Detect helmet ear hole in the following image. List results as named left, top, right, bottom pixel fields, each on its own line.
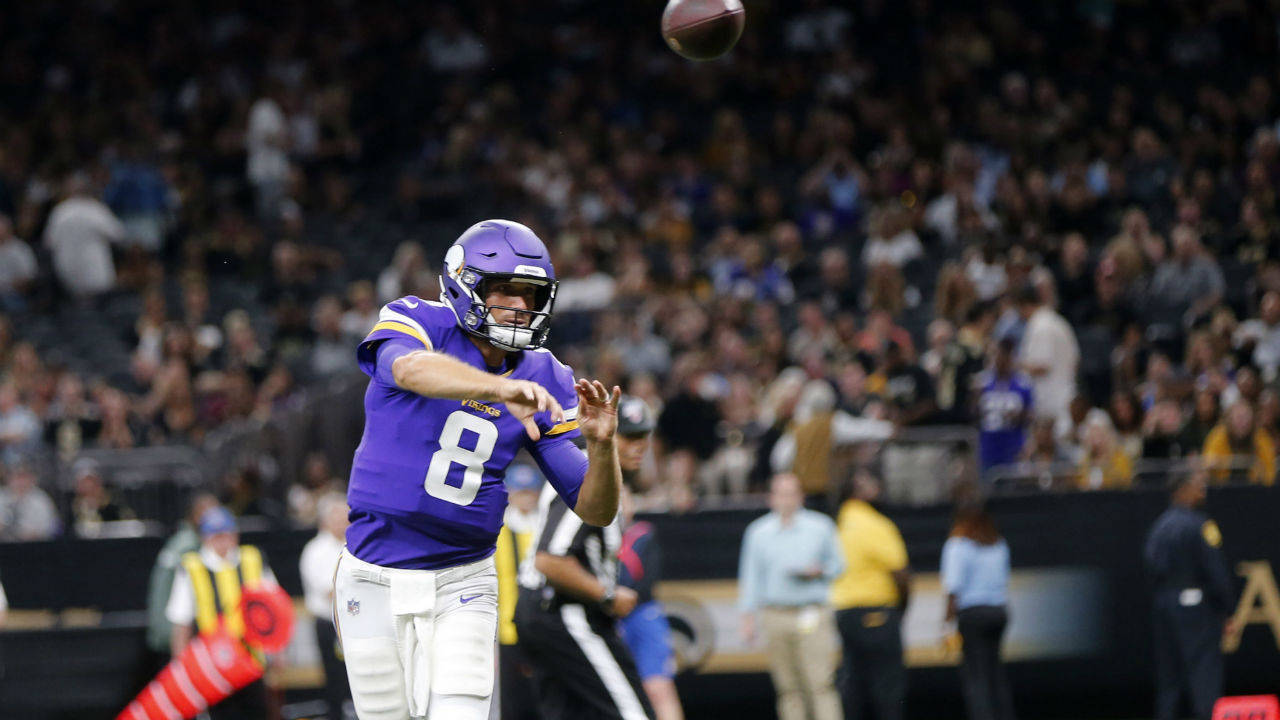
left=448, top=287, right=460, bottom=299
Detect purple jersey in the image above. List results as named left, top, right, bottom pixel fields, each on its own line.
left=346, top=296, right=585, bottom=570
left=976, top=369, right=1034, bottom=471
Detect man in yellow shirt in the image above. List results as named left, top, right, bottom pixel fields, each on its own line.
left=830, top=470, right=911, bottom=720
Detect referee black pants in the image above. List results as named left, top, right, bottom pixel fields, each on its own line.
left=514, top=592, right=655, bottom=720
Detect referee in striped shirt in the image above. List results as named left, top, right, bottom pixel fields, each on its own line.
left=515, top=471, right=656, bottom=720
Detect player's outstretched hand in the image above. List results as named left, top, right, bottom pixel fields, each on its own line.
left=500, top=379, right=564, bottom=441
left=576, top=379, right=621, bottom=444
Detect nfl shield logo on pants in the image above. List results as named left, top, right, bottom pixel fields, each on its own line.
left=347, top=598, right=360, bottom=616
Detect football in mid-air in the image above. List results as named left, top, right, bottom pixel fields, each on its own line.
left=661, top=0, right=745, bottom=62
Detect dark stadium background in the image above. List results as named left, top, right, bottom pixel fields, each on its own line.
left=0, top=1, right=1279, bottom=719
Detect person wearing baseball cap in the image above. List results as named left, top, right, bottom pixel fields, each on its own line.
left=166, top=505, right=279, bottom=719
left=616, top=395, right=656, bottom=485
left=496, top=463, right=546, bottom=720
left=614, top=396, right=685, bottom=720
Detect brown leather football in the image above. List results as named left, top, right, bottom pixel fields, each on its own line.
left=661, top=0, right=745, bottom=61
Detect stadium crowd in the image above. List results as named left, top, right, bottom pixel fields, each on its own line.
left=2, top=0, right=1280, bottom=535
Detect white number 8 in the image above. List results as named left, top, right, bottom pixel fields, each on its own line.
left=425, top=411, right=499, bottom=506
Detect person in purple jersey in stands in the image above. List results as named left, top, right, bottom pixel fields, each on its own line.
left=976, top=338, right=1034, bottom=480
left=333, top=219, right=623, bottom=720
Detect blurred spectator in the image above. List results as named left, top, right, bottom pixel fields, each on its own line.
left=976, top=339, right=1034, bottom=476
left=1148, top=226, right=1224, bottom=327
left=43, top=374, right=102, bottom=461
left=656, top=360, right=722, bottom=508
left=811, top=247, right=860, bottom=316
left=289, top=451, right=343, bottom=526
left=421, top=8, right=488, bottom=72
left=770, top=380, right=892, bottom=497
left=879, top=340, right=935, bottom=427
left=556, top=252, right=617, bottom=313
left=1108, top=392, right=1144, bottom=461
left=0, top=382, right=40, bottom=465
left=0, top=572, right=7, bottom=627
left=1052, top=233, right=1094, bottom=325
left=720, top=236, right=795, bottom=304
left=340, top=281, right=380, bottom=343
left=1179, top=388, right=1221, bottom=456
left=800, top=148, right=866, bottom=234
left=1202, top=402, right=1276, bottom=485
left=608, top=314, right=672, bottom=379
left=224, top=464, right=276, bottom=519
left=96, top=388, right=142, bottom=450
left=1076, top=410, right=1134, bottom=491
left=941, top=502, right=1015, bottom=720
left=103, top=145, right=174, bottom=253
left=856, top=309, right=916, bottom=361
left=934, top=304, right=995, bottom=425
left=222, top=310, right=270, bottom=384
left=1018, top=416, right=1077, bottom=478
left=310, top=295, right=352, bottom=379
left=180, top=279, right=222, bottom=367
left=788, top=302, right=838, bottom=364
left=830, top=470, right=910, bottom=720
left=919, top=320, right=954, bottom=380
left=1016, top=284, right=1079, bottom=427
left=376, top=241, right=434, bottom=303
left=70, top=459, right=134, bottom=537
left=863, top=206, right=923, bottom=269
left=737, top=473, right=844, bottom=720
left=1258, top=390, right=1280, bottom=449
left=1142, top=400, right=1188, bottom=460
left=43, top=173, right=126, bottom=299
left=145, top=492, right=218, bottom=655
left=935, top=262, right=980, bottom=325
left=0, top=214, right=36, bottom=312
left=925, top=180, right=998, bottom=245
left=1237, top=291, right=1280, bottom=382
left=300, top=491, right=351, bottom=720
left=246, top=81, right=291, bottom=223
left=0, top=463, right=60, bottom=541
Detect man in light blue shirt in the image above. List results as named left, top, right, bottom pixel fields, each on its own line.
left=738, top=473, right=844, bottom=720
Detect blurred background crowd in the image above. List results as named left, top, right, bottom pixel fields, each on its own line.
left=2, top=0, right=1280, bottom=539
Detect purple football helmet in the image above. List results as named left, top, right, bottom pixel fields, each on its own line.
left=439, top=219, right=558, bottom=351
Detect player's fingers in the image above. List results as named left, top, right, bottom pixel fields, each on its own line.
left=579, top=379, right=598, bottom=404
left=610, top=385, right=622, bottom=407
left=593, top=380, right=609, bottom=405
left=521, top=415, right=541, bottom=442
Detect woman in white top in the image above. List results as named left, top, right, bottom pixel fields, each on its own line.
left=941, top=503, right=1015, bottom=720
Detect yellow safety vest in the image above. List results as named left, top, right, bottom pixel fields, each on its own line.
left=496, top=526, right=532, bottom=645
left=180, top=545, right=264, bottom=640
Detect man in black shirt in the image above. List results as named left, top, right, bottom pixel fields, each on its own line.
left=882, top=340, right=936, bottom=427
left=934, top=304, right=993, bottom=425
left=515, top=476, right=656, bottom=720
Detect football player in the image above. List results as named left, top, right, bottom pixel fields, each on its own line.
left=334, top=219, right=623, bottom=720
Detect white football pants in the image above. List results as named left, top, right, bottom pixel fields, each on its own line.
left=334, top=550, right=498, bottom=720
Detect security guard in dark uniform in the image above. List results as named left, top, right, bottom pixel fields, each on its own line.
left=1144, top=471, right=1237, bottom=720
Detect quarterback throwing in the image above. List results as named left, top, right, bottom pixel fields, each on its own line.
left=334, top=219, right=623, bottom=720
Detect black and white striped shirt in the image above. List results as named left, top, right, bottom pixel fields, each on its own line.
left=518, top=484, right=622, bottom=623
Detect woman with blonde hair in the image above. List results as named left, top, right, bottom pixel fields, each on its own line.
left=1076, top=409, right=1134, bottom=490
